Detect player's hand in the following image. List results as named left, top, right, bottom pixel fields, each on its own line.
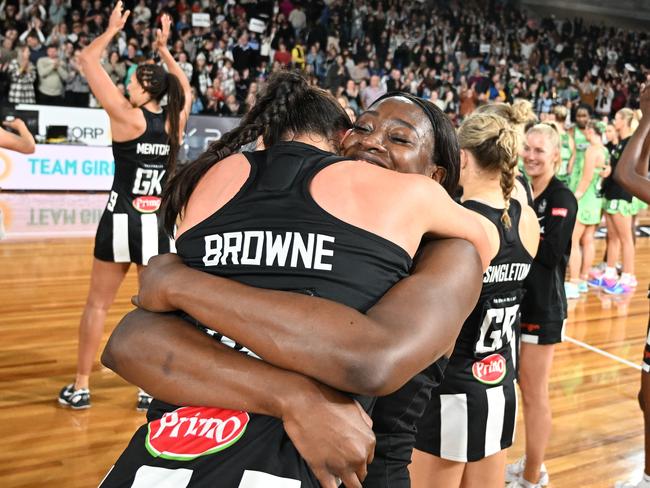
left=132, top=253, right=186, bottom=312
left=2, top=118, right=27, bottom=132
left=282, top=378, right=375, bottom=488
left=108, top=1, right=130, bottom=33
left=153, top=14, right=172, bottom=52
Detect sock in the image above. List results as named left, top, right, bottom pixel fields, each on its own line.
left=605, top=266, right=617, bottom=277
left=643, top=473, right=650, bottom=482
left=621, top=273, right=634, bottom=281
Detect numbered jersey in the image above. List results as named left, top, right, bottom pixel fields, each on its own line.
left=93, top=108, right=173, bottom=265
left=455, top=200, right=533, bottom=360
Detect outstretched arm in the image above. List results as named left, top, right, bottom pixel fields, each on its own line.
left=615, top=84, right=650, bottom=203
left=153, top=14, right=192, bottom=130
left=78, top=1, right=136, bottom=129
left=110, top=238, right=482, bottom=397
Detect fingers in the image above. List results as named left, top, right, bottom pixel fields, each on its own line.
left=312, top=469, right=339, bottom=488
left=355, top=400, right=373, bottom=429
left=339, top=472, right=362, bottom=488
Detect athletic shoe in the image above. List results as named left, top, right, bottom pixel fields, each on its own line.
left=578, top=280, right=589, bottom=293
left=505, top=456, right=549, bottom=486
left=565, top=282, right=580, bottom=299
left=137, top=389, right=152, bottom=411
left=506, top=480, right=543, bottom=488
left=615, top=477, right=650, bottom=488
left=590, top=262, right=606, bottom=277
left=589, top=274, right=617, bottom=289
left=603, top=280, right=634, bottom=295
left=58, top=383, right=90, bottom=409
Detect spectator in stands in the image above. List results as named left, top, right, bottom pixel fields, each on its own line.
left=361, top=74, right=386, bottom=109
left=36, top=43, right=67, bottom=104
left=8, top=46, right=36, bottom=104
left=65, top=48, right=90, bottom=107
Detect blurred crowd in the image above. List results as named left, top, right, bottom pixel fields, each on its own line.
left=1, top=0, right=649, bottom=124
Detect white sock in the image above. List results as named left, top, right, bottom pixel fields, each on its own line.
left=605, top=266, right=617, bottom=277
left=621, top=272, right=634, bottom=280
left=643, top=472, right=650, bottom=482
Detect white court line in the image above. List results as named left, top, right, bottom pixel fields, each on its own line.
left=564, top=335, right=642, bottom=371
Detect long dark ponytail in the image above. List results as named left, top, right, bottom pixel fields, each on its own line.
left=135, top=64, right=185, bottom=177
left=160, top=70, right=351, bottom=235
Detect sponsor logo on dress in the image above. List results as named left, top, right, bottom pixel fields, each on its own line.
left=472, top=353, right=507, bottom=385
left=145, top=406, right=250, bottom=461
left=132, top=195, right=161, bottom=213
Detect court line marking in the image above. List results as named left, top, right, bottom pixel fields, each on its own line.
left=564, top=335, right=642, bottom=371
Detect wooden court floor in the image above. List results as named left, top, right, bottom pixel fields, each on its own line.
left=0, top=193, right=649, bottom=488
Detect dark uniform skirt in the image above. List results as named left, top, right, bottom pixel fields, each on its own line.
left=414, top=349, right=518, bottom=463
left=93, top=203, right=173, bottom=266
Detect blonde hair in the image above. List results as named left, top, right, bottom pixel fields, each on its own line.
left=552, top=104, right=568, bottom=121
left=526, top=123, right=562, bottom=172
left=617, top=108, right=637, bottom=129
left=476, top=99, right=537, bottom=128
left=458, top=113, right=521, bottom=229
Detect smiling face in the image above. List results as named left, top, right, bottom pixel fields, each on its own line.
left=523, top=130, right=558, bottom=179
left=341, top=96, right=436, bottom=177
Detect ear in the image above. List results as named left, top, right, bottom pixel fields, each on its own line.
left=340, top=128, right=353, bottom=145
left=431, top=165, right=447, bottom=185
left=460, top=148, right=469, bottom=170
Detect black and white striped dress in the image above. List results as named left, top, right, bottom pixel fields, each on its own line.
left=414, top=200, right=533, bottom=462
left=94, top=107, right=174, bottom=265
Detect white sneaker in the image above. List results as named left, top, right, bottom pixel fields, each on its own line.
left=615, top=478, right=650, bottom=488
left=506, top=480, right=542, bottom=488
left=505, top=456, right=549, bottom=486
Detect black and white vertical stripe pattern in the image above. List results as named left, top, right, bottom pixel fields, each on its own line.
left=110, top=213, right=175, bottom=265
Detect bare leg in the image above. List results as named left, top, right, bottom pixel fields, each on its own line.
left=460, top=449, right=507, bottom=488
left=519, top=342, right=555, bottom=484
left=580, top=225, right=597, bottom=278
left=75, top=259, right=131, bottom=389
left=611, top=213, right=635, bottom=275
left=568, top=221, right=585, bottom=281
left=605, top=213, right=620, bottom=269
left=410, top=449, right=465, bottom=488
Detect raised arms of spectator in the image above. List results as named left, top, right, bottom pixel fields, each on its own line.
left=0, top=118, right=35, bottom=154
left=614, top=84, right=650, bottom=203
left=78, top=1, right=137, bottom=130
left=153, top=14, right=192, bottom=133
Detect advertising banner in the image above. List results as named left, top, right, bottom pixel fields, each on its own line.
left=0, top=192, right=107, bottom=239
left=16, top=104, right=111, bottom=146
left=0, top=145, right=114, bottom=191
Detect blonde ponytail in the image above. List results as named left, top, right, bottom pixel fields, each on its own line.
left=458, top=113, right=520, bottom=228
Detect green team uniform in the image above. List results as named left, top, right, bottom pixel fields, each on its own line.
left=577, top=146, right=609, bottom=225
left=569, top=127, right=589, bottom=192
left=557, top=132, right=573, bottom=186
left=632, top=196, right=648, bottom=215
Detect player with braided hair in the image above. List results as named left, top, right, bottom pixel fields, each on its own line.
left=58, top=3, right=192, bottom=411
left=410, top=112, right=540, bottom=488
left=98, top=75, right=493, bottom=487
